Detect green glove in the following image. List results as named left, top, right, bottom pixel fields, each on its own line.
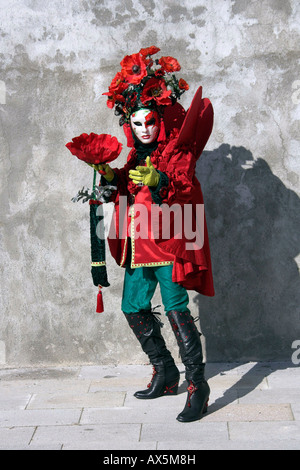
left=129, top=156, right=160, bottom=187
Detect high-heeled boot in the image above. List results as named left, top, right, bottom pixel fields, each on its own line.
left=124, top=310, right=180, bottom=399
left=167, top=310, right=210, bottom=422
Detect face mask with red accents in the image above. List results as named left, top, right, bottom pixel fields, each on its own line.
left=130, top=108, right=160, bottom=144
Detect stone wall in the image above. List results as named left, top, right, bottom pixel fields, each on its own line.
left=0, top=0, right=299, bottom=366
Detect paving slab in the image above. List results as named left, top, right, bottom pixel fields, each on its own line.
left=0, top=391, right=32, bottom=410
left=0, top=409, right=81, bottom=427
left=62, top=441, right=157, bottom=450
left=89, top=376, right=150, bottom=392
left=140, top=421, right=229, bottom=444
left=0, top=378, right=90, bottom=394
left=202, top=403, right=293, bottom=422
left=238, top=388, right=300, bottom=404
left=81, top=402, right=183, bottom=425
left=78, top=364, right=151, bottom=380
left=291, top=403, right=300, bottom=421
left=0, top=427, right=36, bottom=450
left=0, top=367, right=80, bottom=381
left=207, top=374, right=268, bottom=390
left=267, top=370, right=300, bottom=389
left=27, top=390, right=126, bottom=409
left=228, top=420, right=300, bottom=442
left=157, top=439, right=300, bottom=450
left=30, top=423, right=142, bottom=449
left=0, top=362, right=299, bottom=450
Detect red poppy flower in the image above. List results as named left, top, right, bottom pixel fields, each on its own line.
left=104, top=95, right=116, bottom=109
left=139, top=46, right=160, bottom=57
left=141, top=77, right=172, bottom=106
left=66, top=133, right=122, bottom=165
left=178, top=78, right=189, bottom=90
left=108, top=71, right=127, bottom=95
left=103, top=91, right=126, bottom=109
left=120, top=53, right=147, bottom=84
left=102, top=72, right=128, bottom=108
left=158, top=56, right=181, bottom=73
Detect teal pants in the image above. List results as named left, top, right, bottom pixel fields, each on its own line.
left=121, top=264, right=190, bottom=315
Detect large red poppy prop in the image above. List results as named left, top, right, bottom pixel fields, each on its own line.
left=66, top=133, right=122, bottom=165
left=66, top=133, right=122, bottom=314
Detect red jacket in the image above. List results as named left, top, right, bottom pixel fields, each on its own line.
left=107, top=87, right=215, bottom=296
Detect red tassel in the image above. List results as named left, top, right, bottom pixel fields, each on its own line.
left=96, top=286, right=104, bottom=313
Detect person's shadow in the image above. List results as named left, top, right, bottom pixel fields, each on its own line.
left=184, top=143, right=300, bottom=411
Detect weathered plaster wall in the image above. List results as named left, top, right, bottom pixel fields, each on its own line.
left=0, top=0, right=299, bottom=366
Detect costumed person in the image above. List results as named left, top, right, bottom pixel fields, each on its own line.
left=92, top=46, right=214, bottom=422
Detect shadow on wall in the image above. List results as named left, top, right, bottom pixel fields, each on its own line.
left=194, top=144, right=300, bottom=362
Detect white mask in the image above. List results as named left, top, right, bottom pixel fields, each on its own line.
left=130, top=108, right=160, bottom=144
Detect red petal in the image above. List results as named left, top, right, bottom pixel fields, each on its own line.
left=65, top=133, right=122, bottom=164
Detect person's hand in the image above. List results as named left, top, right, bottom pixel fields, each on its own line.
left=129, top=156, right=160, bottom=187
left=88, top=163, right=114, bottom=182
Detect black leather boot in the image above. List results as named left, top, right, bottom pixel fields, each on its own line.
left=124, top=310, right=180, bottom=399
left=167, top=310, right=210, bottom=422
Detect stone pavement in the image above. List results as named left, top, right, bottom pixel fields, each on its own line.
left=0, top=361, right=300, bottom=450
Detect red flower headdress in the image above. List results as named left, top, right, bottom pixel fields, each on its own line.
left=103, top=46, right=189, bottom=125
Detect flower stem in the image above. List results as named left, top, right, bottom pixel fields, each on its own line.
left=92, top=169, right=97, bottom=199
